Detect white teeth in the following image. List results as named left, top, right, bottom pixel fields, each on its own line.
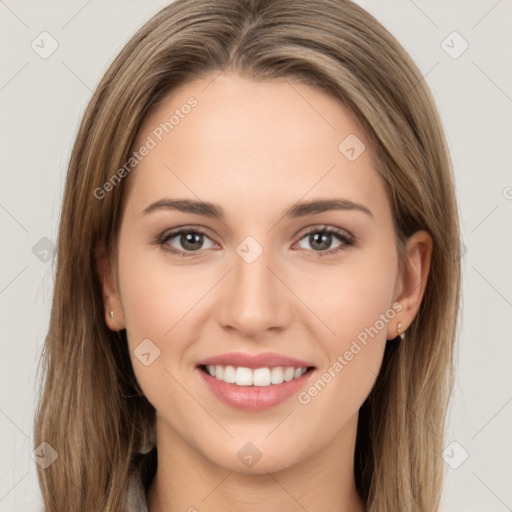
left=235, top=367, right=253, bottom=386
left=270, top=367, right=283, bottom=384
left=283, top=367, right=295, bottom=381
left=223, top=365, right=236, bottom=383
left=204, top=365, right=309, bottom=386
left=253, top=368, right=271, bottom=386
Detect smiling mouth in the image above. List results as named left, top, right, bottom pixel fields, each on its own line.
left=198, top=364, right=315, bottom=387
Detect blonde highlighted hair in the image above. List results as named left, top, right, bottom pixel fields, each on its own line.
left=34, top=0, right=461, bottom=510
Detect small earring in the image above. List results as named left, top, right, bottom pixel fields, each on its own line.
left=109, top=310, right=114, bottom=319
left=397, top=321, right=405, bottom=340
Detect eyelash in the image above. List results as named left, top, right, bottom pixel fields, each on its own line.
left=154, top=224, right=355, bottom=258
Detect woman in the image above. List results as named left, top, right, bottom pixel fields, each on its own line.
left=33, top=0, right=461, bottom=510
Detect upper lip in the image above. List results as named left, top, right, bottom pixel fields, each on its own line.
left=196, top=351, right=315, bottom=370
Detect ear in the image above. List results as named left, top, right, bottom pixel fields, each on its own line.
left=387, top=230, right=433, bottom=340
left=94, top=240, right=126, bottom=331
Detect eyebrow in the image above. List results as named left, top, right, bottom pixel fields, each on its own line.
left=142, top=197, right=373, bottom=219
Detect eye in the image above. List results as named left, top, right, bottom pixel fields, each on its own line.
left=155, top=224, right=354, bottom=258
left=157, top=227, right=217, bottom=256
left=295, top=225, right=354, bottom=256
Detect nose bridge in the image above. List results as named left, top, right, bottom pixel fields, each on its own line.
left=234, top=241, right=274, bottom=296
left=216, top=235, right=291, bottom=336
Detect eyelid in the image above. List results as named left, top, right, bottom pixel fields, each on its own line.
left=295, top=223, right=354, bottom=241
left=157, top=225, right=212, bottom=240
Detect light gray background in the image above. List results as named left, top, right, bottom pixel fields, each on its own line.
left=1, top=1, right=511, bottom=511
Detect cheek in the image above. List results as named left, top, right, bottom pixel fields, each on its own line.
left=117, top=246, right=201, bottom=417
left=301, top=247, right=397, bottom=398
left=116, top=235, right=230, bottom=395
left=306, top=248, right=398, bottom=347
left=117, top=235, right=201, bottom=341
left=292, top=265, right=395, bottom=439
left=115, top=237, right=192, bottom=382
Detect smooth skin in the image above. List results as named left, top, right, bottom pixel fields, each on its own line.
left=97, top=71, right=432, bottom=512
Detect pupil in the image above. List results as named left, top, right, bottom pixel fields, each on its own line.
left=182, top=232, right=202, bottom=250
left=311, top=232, right=331, bottom=250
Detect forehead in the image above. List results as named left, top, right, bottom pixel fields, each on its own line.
left=126, top=71, right=391, bottom=223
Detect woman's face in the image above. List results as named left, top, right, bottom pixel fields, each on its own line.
left=108, top=71, right=407, bottom=473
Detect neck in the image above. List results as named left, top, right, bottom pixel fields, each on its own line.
left=146, top=414, right=365, bottom=512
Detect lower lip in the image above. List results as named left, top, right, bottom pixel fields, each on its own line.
left=197, top=367, right=315, bottom=412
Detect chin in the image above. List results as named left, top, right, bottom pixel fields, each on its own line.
left=197, top=435, right=308, bottom=476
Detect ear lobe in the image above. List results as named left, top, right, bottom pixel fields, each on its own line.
left=388, top=230, right=433, bottom=339
left=94, top=240, right=126, bottom=330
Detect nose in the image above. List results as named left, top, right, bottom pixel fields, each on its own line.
left=216, top=245, right=293, bottom=339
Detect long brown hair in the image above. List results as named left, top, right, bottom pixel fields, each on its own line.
left=33, top=1, right=461, bottom=510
